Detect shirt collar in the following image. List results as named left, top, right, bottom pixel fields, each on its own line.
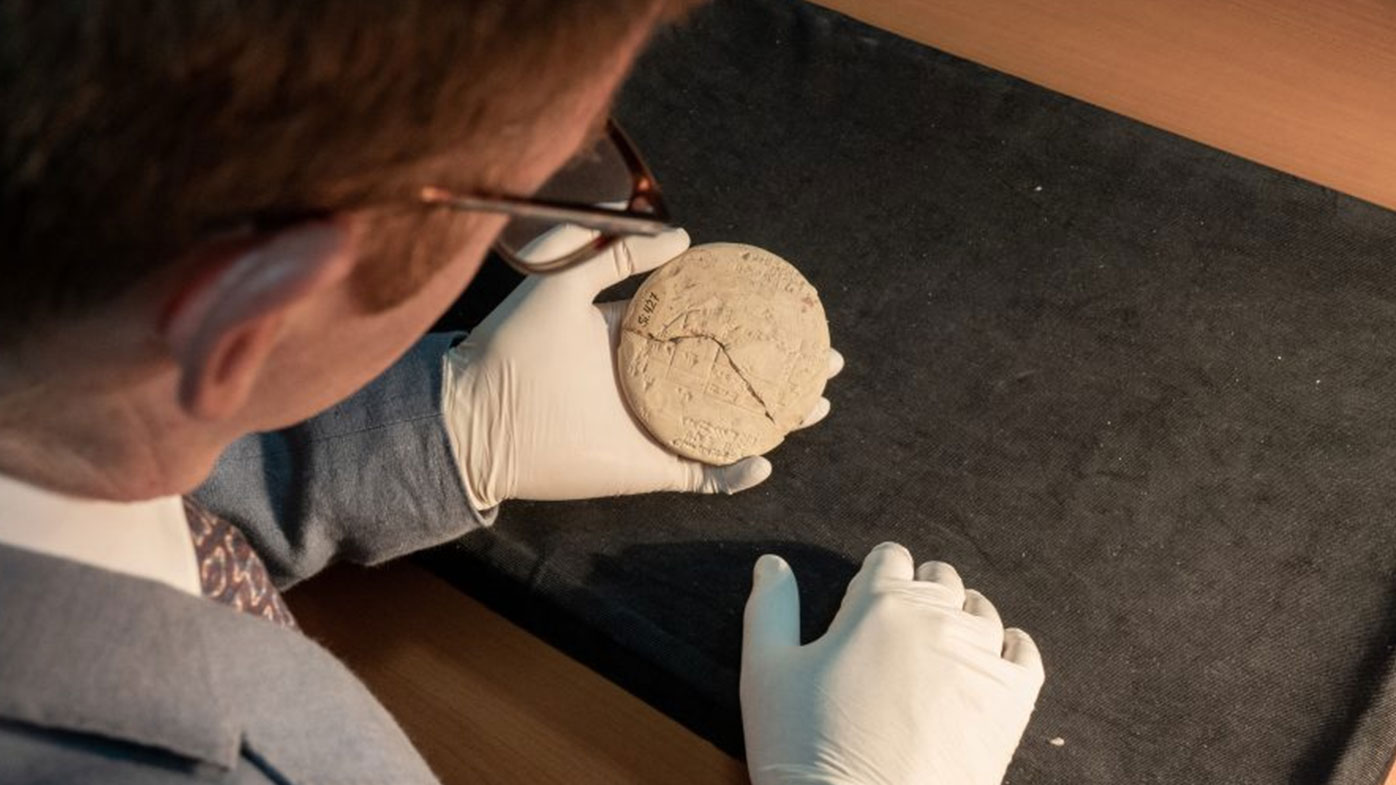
left=0, top=472, right=200, bottom=596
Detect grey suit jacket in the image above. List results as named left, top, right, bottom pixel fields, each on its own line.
left=0, top=333, right=490, bottom=783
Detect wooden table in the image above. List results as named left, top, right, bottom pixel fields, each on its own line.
left=291, top=2, right=1396, bottom=783
left=814, top=0, right=1396, bottom=214
left=288, top=563, right=748, bottom=785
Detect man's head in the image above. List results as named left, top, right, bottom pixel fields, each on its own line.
left=0, top=0, right=696, bottom=498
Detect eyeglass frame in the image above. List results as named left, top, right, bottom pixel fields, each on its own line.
left=422, top=118, right=672, bottom=275
left=232, top=119, right=673, bottom=276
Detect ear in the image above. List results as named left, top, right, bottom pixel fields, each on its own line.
left=162, top=221, right=355, bottom=421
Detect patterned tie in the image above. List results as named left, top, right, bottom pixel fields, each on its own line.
left=182, top=497, right=298, bottom=629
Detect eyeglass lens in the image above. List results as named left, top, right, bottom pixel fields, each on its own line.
left=498, top=134, right=640, bottom=267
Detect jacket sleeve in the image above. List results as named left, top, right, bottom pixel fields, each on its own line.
left=193, top=332, right=495, bottom=588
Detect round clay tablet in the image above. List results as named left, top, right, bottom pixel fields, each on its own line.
left=618, top=243, right=830, bottom=464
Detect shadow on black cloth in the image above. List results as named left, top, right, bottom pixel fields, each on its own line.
left=421, top=539, right=857, bottom=755
left=423, top=1, right=1396, bottom=782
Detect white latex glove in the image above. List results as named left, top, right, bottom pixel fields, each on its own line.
left=741, top=543, right=1045, bottom=785
left=443, top=226, right=844, bottom=509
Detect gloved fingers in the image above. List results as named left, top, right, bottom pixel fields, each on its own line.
left=859, top=542, right=917, bottom=583
left=827, top=543, right=915, bottom=632
left=784, top=351, right=842, bottom=431
left=564, top=227, right=691, bottom=297
left=513, top=224, right=599, bottom=266
left=963, top=589, right=1001, bottom=622
left=963, top=589, right=1006, bottom=652
left=915, top=560, right=967, bottom=607
left=673, top=454, right=772, bottom=494
left=1002, top=628, right=1046, bottom=684
left=743, top=554, right=802, bottom=662
left=826, top=348, right=845, bottom=379
left=792, top=397, right=831, bottom=430
left=833, top=543, right=915, bottom=622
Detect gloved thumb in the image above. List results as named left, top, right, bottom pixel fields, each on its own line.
left=566, top=227, right=691, bottom=296
left=743, top=554, right=801, bottom=663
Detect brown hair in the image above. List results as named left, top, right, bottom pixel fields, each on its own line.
left=0, top=0, right=697, bottom=335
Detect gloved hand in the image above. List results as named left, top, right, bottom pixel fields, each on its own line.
left=741, top=543, right=1045, bottom=785
left=442, top=226, right=843, bottom=509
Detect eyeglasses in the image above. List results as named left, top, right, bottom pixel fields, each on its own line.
left=230, top=119, right=672, bottom=276
left=420, top=119, right=673, bottom=275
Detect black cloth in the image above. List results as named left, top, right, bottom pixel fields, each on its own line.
left=423, top=2, right=1396, bottom=782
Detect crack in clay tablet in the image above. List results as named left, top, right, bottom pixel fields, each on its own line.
left=618, top=243, right=830, bottom=464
